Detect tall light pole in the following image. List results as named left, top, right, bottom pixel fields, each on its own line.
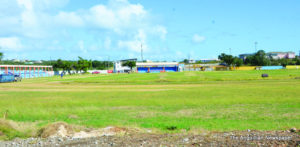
left=141, top=43, right=144, bottom=62
left=188, top=54, right=191, bottom=71
left=255, top=42, right=258, bottom=52
left=107, top=56, right=110, bottom=70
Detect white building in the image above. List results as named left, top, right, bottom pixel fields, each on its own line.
left=11, top=59, right=20, bottom=62
left=114, top=58, right=137, bottom=73
left=34, top=60, right=43, bottom=64
left=267, top=52, right=296, bottom=59
left=136, top=62, right=180, bottom=73
left=188, top=59, right=196, bottom=64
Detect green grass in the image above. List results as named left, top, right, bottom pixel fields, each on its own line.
left=60, top=69, right=300, bottom=84
left=0, top=70, right=300, bottom=138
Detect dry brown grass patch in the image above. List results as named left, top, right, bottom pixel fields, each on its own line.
left=0, top=119, right=37, bottom=134
left=38, top=122, right=75, bottom=138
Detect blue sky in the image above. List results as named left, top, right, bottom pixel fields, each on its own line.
left=0, top=0, right=299, bottom=61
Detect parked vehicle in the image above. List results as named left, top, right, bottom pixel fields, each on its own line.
left=92, top=71, right=100, bottom=74
left=14, top=75, right=22, bottom=82
left=0, top=74, right=22, bottom=83
left=0, top=74, right=15, bottom=83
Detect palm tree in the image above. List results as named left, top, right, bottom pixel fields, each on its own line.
left=0, top=52, right=3, bottom=63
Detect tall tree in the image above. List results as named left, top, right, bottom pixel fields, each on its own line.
left=53, top=59, right=65, bottom=71
left=0, top=52, right=3, bottom=62
left=78, top=57, right=92, bottom=73
left=245, top=50, right=271, bottom=66
left=122, top=61, right=136, bottom=71
left=0, top=47, right=3, bottom=63
left=183, top=59, right=189, bottom=64
left=233, top=57, right=243, bottom=67
left=72, top=62, right=80, bottom=73
left=91, top=60, right=113, bottom=70
left=64, top=61, right=73, bottom=75
left=218, top=53, right=235, bottom=66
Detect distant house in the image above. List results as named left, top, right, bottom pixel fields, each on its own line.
left=34, top=60, right=43, bottom=64
left=239, top=53, right=254, bottom=61
left=11, top=59, right=20, bottom=62
left=267, top=52, right=295, bottom=59
left=114, top=58, right=137, bottom=73
left=136, top=62, right=180, bottom=73
left=188, top=59, right=196, bottom=64
left=197, top=59, right=220, bottom=63
left=25, top=62, right=34, bottom=65
left=239, top=51, right=296, bottom=60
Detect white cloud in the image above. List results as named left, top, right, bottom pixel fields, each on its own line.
left=14, top=0, right=58, bottom=38
left=0, top=0, right=167, bottom=58
left=154, top=26, right=167, bottom=40
left=87, top=5, right=117, bottom=29
left=78, top=40, right=87, bottom=53
left=118, top=29, right=148, bottom=52
left=88, top=44, right=98, bottom=51
left=116, top=3, right=147, bottom=23
left=0, top=37, right=23, bottom=51
left=17, top=0, right=33, bottom=10
left=83, top=0, right=147, bottom=31
left=17, top=0, right=69, bottom=11
left=104, top=37, right=112, bottom=49
left=118, top=40, right=141, bottom=52
left=193, top=34, right=205, bottom=43
left=55, top=12, right=84, bottom=27
left=51, top=0, right=147, bottom=32
left=176, top=51, right=183, bottom=56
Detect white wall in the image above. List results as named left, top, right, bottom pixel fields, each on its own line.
left=114, top=61, right=131, bottom=73
left=55, top=70, right=111, bottom=75
left=87, top=70, right=110, bottom=74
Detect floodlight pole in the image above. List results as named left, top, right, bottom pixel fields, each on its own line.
left=188, top=54, right=191, bottom=71
left=107, top=56, right=110, bottom=70
left=141, top=43, right=144, bottom=62
left=255, top=42, right=258, bottom=52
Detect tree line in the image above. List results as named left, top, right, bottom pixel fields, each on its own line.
left=2, top=50, right=300, bottom=71
left=0, top=52, right=3, bottom=63
left=219, top=50, right=300, bottom=67
left=181, top=59, right=220, bottom=64
left=0, top=51, right=114, bottom=74
left=52, top=57, right=114, bottom=74
left=0, top=47, right=3, bottom=63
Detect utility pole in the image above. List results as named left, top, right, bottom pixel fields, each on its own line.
left=107, top=56, right=110, bottom=70
left=141, top=43, right=144, bottom=62
left=188, top=54, right=191, bottom=71
left=255, top=42, right=258, bottom=52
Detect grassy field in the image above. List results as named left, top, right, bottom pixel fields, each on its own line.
left=0, top=70, right=300, bottom=138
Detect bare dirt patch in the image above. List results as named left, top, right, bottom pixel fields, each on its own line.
left=0, top=88, right=171, bottom=92
left=0, top=82, right=206, bottom=93
left=1, top=120, right=299, bottom=146
left=38, top=122, right=128, bottom=139
left=1, top=130, right=299, bottom=146
left=0, top=119, right=36, bottom=140
left=38, top=122, right=75, bottom=138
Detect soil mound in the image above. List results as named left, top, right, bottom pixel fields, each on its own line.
left=38, top=122, right=74, bottom=138
left=38, top=122, right=127, bottom=139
